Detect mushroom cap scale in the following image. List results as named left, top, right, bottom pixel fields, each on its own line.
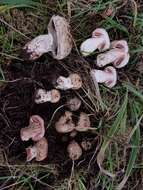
left=20, top=115, right=45, bottom=141
left=48, top=15, right=73, bottom=60
left=67, top=140, right=82, bottom=161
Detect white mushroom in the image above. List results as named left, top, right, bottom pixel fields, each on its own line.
left=23, top=15, right=73, bottom=60
left=67, top=97, right=81, bottom=111
left=96, top=40, right=130, bottom=68
left=80, top=28, right=110, bottom=56
left=67, top=140, right=82, bottom=161
left=35, top=89, right=60, bottom=104
left=90, top=66, right=117, bottom=88
left=26, top=137, right=48, bottom=161
left=56, top=73, right=82, bottom=90
left=55, top=111, right=75, bottom=133
left=20, top=115, right=45, bottom=141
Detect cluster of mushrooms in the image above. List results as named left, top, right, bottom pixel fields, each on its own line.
left=20, top=15, right=130, bottom=162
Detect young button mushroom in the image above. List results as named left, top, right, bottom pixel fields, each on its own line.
left=26, top=137, right=48, bottom=161
left=90, top=66, right=117, bottom=88
left=55, top=111, right=75, bottom=133
left=67, top=140, right=82, bottom=161
left=80, top=28, right=110, bottom=56
left=96, top=40, right=130, bottom=68
left=20, top=115, right=45, bottom=141
left=56, top=73, right=82, bottom=90
left=67, top=97, right=81, bottom=111
left=23, top=15, right=73, bottom=60
left=35, top=89, right=60, bottom=104
left=76, top=112, right=91, bottom=132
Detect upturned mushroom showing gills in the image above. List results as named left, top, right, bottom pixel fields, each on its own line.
left=67, top=97, right=81, bottom=111
left=67, top=140, right=82, bottom=161
left=96, top=40, right=130, bottom=68
left=56, top=73, right=82, bottom=90
left=20, top=115, right=45, bottom=141
left=90, top=66, right=117, bottom=88
left=55, top=111, right=75, bottom=133
left=23, top=15, right=73, bottom=60
left=80, top=28, right=110, bottom=56
left=26, top=137, right=48, bottom=161
left=35, top=89, right=61, bottom=104
left=76, top=112, right=91, bottom=132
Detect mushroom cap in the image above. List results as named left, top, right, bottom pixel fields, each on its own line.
left=55, top=111, right=75, bottom=133
left=67, top=140, right=82, bottom=160
left=35, top=89, right=47, bottom=104
left=20, top=115, right=45, bottom=141
left=76, top=112, right=91, bottom=132
left=26, top=146, right=37, bottom=162
left=104, top=66, right=117, bottom=88
left=48, top=15, right=73, bottom=60
left=67, top=97, right=81, bottom=111
left=111, top=40, right=129, bottom=53
left=69, top=74, right=82, bottom=90
left=113, top=52, right=130, bottom=68
left=92, top=28, right=110, bottom=51
left=81, top=140, right=92, bottom=151
left=50, top=89, right=61, bottom=103
left=35, top=137, right=48, bottom=161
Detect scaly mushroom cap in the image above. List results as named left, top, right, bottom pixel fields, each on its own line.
left=55, top=111, right=75, bottom=133
left=69, top=74, right=82, bottom=90
left=67, top=140, right=82, bottom=160
left=26, top=137, right=48, bottom=161
left=67, top=97, right=81, bottom=111
left=92, top=28, right=110, bottom=51
left=20, top=115, right=45, bottom=141
left=76, top=112, right=91, bottom=132
left=48, top=15, right=73, bottom=60
left=104, top=66, right=117, bottom=88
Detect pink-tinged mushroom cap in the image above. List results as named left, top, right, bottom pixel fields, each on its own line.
left=80, top=28, right=110, bottom=56
left=26, top=137, right=48, bottom=161
left=90, top=66, right=117, bottom=88
left=67, top=140, right=82, bottom=161
left=22, top=15, right=72, bottom=61
left=55, top=111, right=75, bottom=133
left=20, top=115, right=45, bottom=141
left=96, top=40, right=130, bottom=68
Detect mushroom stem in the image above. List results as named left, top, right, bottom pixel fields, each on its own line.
left=80, top=37, right=105, bottom=56
left=91, top=66, right=117, bottom=88
left=35, top=89, right=60, bottom=104
left=23, top=34, right=53, bottom=60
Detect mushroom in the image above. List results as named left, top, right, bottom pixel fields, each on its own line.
left=56, top=73, right=82, bottom=90
left=90, top=66, right=117, bottom=88
left=80, top=28, right=110, bottom=56
left=35, top=89, right=60, bottom=104
left=81, top=140, right=92, bottom=151
left=76, top=112, right=91, bottom=132
left=23, top=15, right=73, bottom=60
left=67, top=140, right=82, bottom=161
left=55, top=111, right=75, bottom=133
left=96, top=40, right=130, bottom=68
left=26, top=137, right=48, bottom=161
left=67, top=97, right=81, bottom=111
left=20, top=115, right=45, bottom=141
